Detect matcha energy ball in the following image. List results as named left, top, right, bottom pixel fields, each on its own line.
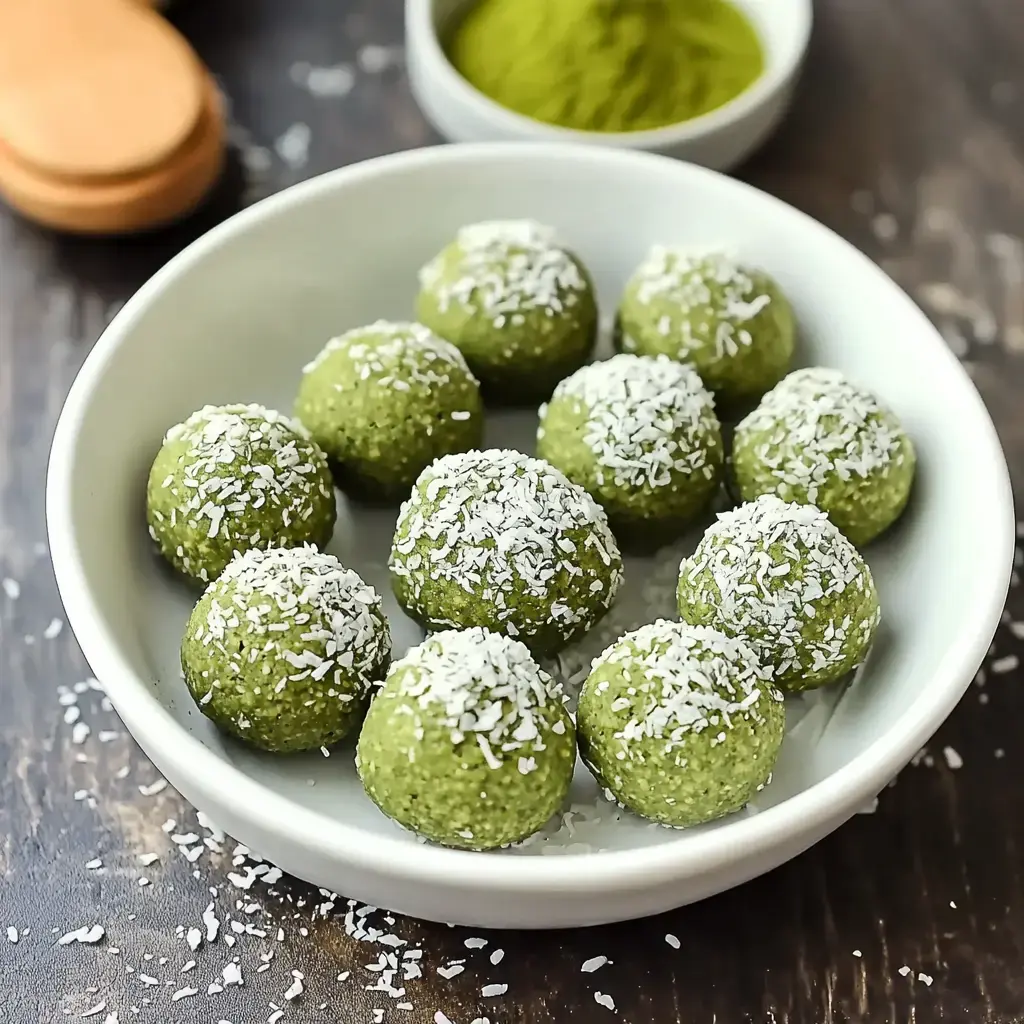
left=182, top=545, right=391, bottom=752
left=537, top=353, right=724, bottom=549
left=389, top=448, right=623, bottom=656
left=577, top=620, right=784, bottom=827
left=357, top=627, right=575, bottom=850
left=677, top=494, right=880, bottom=692
left=732, top=367, right=916, bottom=546
left=294, top=320, right=484, bottom=501
left=147, top=403, right=336, bottom=583
left=416, top=220, right=599, bottom=403
left=616, top=248, right=795, bottom=409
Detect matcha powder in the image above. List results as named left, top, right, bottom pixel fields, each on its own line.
left=447, top=0, right=764, bottom=134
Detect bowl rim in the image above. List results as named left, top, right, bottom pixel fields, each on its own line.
left=47, top=142, right=1015, bottom=895
left=405, top=0, right=814, bottom=147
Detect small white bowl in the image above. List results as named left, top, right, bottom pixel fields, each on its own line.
left=406, top=0, right=813, bottom=170
left=48, top=143, right=1012, bottom=930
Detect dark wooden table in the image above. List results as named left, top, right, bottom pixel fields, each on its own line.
left=3, top=1, right=1024, bottom=1021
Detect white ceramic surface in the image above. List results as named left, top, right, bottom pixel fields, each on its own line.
left=406, top=0, right=812, bottom=170
left=48, top=143, right=1013, bottom=930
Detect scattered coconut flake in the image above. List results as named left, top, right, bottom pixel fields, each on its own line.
left=919, top=973, right=934, bottom=986
left=898, top=966, right=911, bottom=977
left=489, top=949, right=504, bottom=965
left=6, top=927, right=19, bottom=943
left=665, top=933, right=681, bottom=949
left=2, top=577, right=20, bottom=599
left=464, top=937, right=488, bottom=950
left=43, top=617, right=63, bottom=639
left=57, top=924, right=105, bottom=946
left=85, top=858, right=103, bottom=870
left=481, top=983, right=507, bottom=997
left=171, top=987, right=198, bottom=1002
left=992, top=654, right=1019, bottom=674
left=80, top=1002, right=107, bottom=1017
left=138, top=779, right=168, bottom=797
left=943, top=746, right=963, bottom=770
left=595, top=992, right=616, bottom=1011
left=582, top=956, right=610, bottom=973
left=852, top=949, right=862, bottom=957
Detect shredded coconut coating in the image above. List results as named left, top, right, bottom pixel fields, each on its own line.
left=577, top=620, right=785, bottom=827
left=183, top=546, right=391, bottom=752
left=389, top=449, right=623, bottom=655
left=147, top=403, right=335, bottom=582
left=732, top=367, right=915, bottom=545
left=357, top=628, right=575, bottom=850
left=677, top=494, right=880, bottom=692
left=418, top=220, right=587, bottom=321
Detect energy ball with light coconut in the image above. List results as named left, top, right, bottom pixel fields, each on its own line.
left=677, top=494, right=880, bottom=692
left=732, top=367, right=916, bottom=546
left=357, top=627, right=575, bottom=850
left=536, top=353, right=724, bottom=550
left=616, top=248, right=795, bottom=409
left=389, top=449, right=623, bottom=656
left=146, top=404, right=336, bottom=584
left=294, top=320, right=484, bottom=501
left=181, top=546, right=391, bottom=753
left=577, top=620, right=785, bottom=828
left=415, top=220, right=599, bottom=403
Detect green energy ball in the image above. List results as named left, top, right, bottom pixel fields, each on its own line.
left=536, top=353, right=724, bottom=549
left=389, top=448, right=623, bottom=656
left=357, top=627, right=575, bottom=850
left=415, top=220, right=599, bottom=403
left=677, top=494, right=880, bottom=692
left=294, top=320, right=484, bottom=501
left=577, top=620, right=784, bottom=828
left=732, top=367, right=916, bottom=546
left=616, top=248, right=795, bottom=408
left=147, top=404, right=336, bottom=583
left=181, top=546, right=391, bottom=753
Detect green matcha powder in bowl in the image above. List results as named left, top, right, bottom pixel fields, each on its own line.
left=445, top=0, right=765, bottom=135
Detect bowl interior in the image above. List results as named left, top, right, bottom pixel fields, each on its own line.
left=54, top=146, right=1009, bottom=864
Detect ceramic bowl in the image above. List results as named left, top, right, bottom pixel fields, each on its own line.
left=48, top=143, right=1013, bottom=930
left=405, top=0, right=813, bottom=170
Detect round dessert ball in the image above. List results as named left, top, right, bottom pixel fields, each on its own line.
left=147, top=403, right=336, bottom=584
left=181, top=546, right=391, bottom=753
left=415, top=219, right=599, bottom=403
left=389, top=448, right=623, bottom=656
left=294, top=320, right=484, bottom=501
left=577, top=620, right=784, bottom=828
left=357, top=627, right=575, bottom=850
left=536, top=353, right=724, bottom=550
left=732, top=366, right=916, bottom=546
left=616, top=247, right=795, bottom=409
left=676, top=494, right=880, bottom=692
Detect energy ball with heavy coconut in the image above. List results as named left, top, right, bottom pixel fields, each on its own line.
left=294, top=320, right=484, bottom=501
left=389, top=448, right=623, bottom=656
left=181, top=546, right=391, bottom=753
left=147, top=404, right=336, bottom=584
left=616, top=248, right=795, bottom=409
left=357, top=627, right=575, bottom=850
left=732, top=367, right=916, bottom=546
left=577, top=620, right=784, bottom=828
left=677, top=494, right=880, bottom=692
left=415, top=220, right=599, bottom=403
left=536, top=353, right=724, bottom=550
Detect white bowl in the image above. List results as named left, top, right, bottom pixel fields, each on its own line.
left=48, top=143, right=1013, bottom=930
left=406, top=0, right=812, bottom=170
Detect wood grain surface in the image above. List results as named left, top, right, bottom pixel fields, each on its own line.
left=2, top=1, right=1024, bottom=1021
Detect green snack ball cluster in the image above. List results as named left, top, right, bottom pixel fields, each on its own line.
left=577, top=619, right=784, bottom=827
left=677, top=494, right=880, bottom=692
left=536, top=353, right=724, bottom=549
left=616, top=248, right=795, bottom=409
left=415, top=220, right=599, bottom=403
left=732, top=367, right=916, bottom=546
left=181, top=546, right=391, bottom=753
left=357, top=627, right=575, bottom=850
left=146, top=404, right=336, bottom=583
left=389, top=448, right=623, bottom=656
left=294, top=320, right=484, bottom=501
